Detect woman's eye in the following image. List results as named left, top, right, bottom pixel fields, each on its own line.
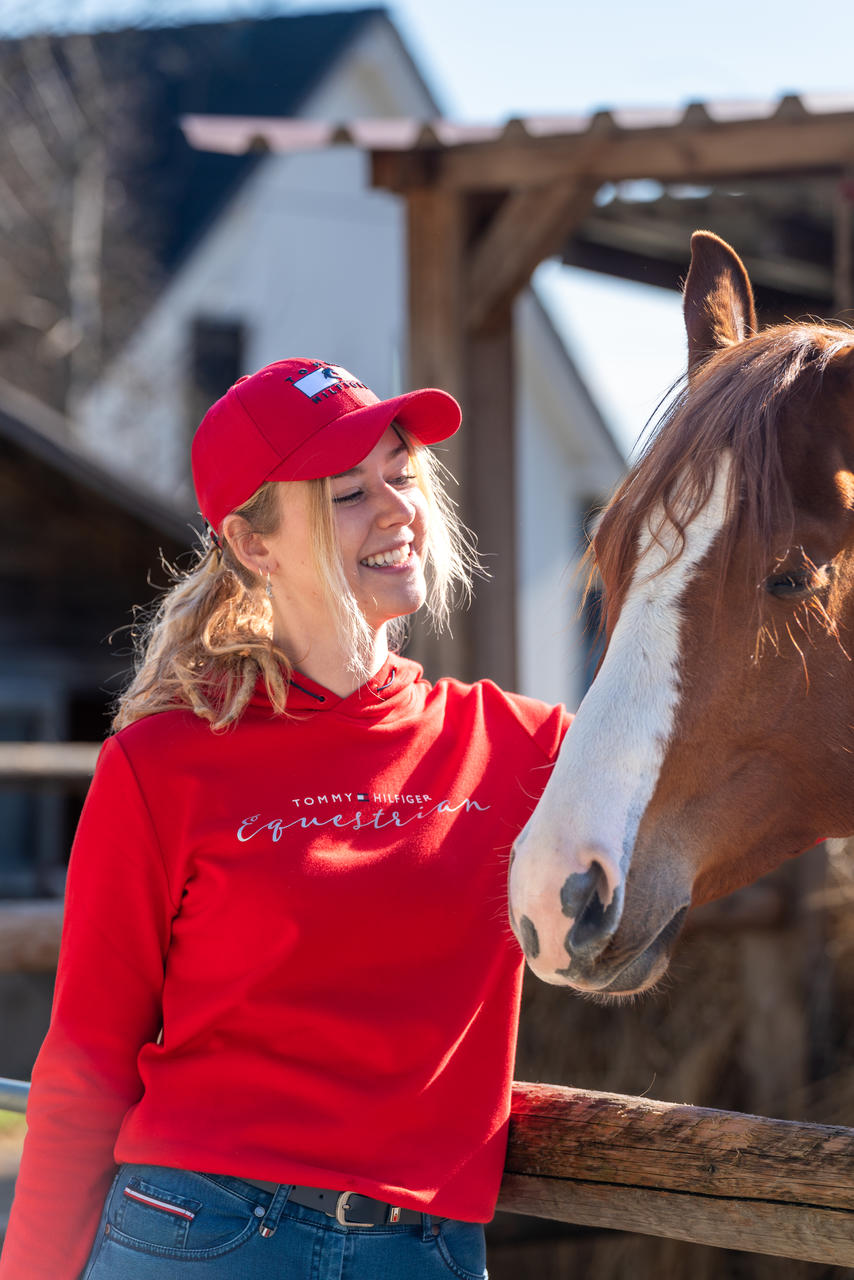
left=332, top=472, right=415, bottom=504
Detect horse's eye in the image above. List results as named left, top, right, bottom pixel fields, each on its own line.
left=763, top=562, right=835, bottom=600
left=764, top=572, right=812, bottom=599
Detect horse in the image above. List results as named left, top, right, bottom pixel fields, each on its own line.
left=508, top=230, right=854, bottom=997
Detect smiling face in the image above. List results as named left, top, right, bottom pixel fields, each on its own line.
left=328, top=427, right=429, bottom=629
left=255, top=426, right=429, bottom=658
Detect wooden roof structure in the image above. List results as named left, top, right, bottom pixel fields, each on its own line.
left=183, top=95, right=854, bottom=686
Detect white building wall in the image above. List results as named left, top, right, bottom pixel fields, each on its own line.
left=75, top=16, right=435, bottom=510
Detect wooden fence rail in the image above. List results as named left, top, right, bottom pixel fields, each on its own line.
left=0, top=743, right=99, bottom=786
left=0, top=902, right=64, bottom=972
left=499, top=1082, right=854, bottom=1267
left=2, top=1075, right=853, bottom=1265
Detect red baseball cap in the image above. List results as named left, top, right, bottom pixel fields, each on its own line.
left=192, top=357, right=461, bottom=532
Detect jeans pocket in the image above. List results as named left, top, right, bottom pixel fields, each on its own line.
left=435, top=1219, right=488, bottom=1279
left=104, top=1165, right=258, bottom=1260
left=112, top=1175, right=202, bottom=1249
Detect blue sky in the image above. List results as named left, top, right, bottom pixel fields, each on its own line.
left=5, top=0, right=853, bottom=454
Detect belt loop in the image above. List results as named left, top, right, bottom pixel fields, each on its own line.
left=422, top=1213, right=439, bottom=1243
left=257, top=1184, right=292, bottom=1238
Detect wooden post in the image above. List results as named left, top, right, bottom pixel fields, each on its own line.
left=499, top=1081, right=854, bottom=1267
left=465, top=179, right=599, bottom=331
left=405, top=189, right=517, bottom=687
left=459, top=182, right=597, bottom=688
left=401, top=170, right=602, bottom=687
left=404, top=186, right=472, bottom=681
left=465, top=321, right=516, bottom=687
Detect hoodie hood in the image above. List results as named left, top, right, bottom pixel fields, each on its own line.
left=250, top=654, right=424, bottom=720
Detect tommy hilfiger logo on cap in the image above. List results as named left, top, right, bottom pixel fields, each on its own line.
left=288, top=364, right=366, bottom=403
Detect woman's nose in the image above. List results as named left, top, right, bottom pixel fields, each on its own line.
left=376, top=486, right=416, bottom=526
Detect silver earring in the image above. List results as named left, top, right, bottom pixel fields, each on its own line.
left=265, top=571, right=273, bottom=600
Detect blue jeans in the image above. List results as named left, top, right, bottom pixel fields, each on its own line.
left=79, top=1164, right=488, bottom=1279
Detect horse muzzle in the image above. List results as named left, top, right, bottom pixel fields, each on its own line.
left=557, top=904, right=690, bottom=995
left=508, top=836, right=690, bottom=994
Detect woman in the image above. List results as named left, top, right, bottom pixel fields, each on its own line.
left=0, top=358, right=570, bottom=1280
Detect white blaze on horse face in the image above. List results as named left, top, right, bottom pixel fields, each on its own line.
left=510, top=455, right=733, bottom=982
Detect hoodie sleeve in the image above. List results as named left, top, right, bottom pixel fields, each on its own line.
left=0, top=735, right=180, bottom=1280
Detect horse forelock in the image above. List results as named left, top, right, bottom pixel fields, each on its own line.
left=588, top=323, right=854, bottom=638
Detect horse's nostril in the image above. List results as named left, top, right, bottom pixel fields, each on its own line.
left=573, top=886, right=607, bottom=943
left=560, top=864, right=602, bottom=918
left=561, top=863, right=620, bottom=953
left=519, top=915, right=540, bottom=960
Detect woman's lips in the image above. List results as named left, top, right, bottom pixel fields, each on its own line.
left=360, top=544, right=414, bottom=569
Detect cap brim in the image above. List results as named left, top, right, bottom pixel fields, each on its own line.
left=268, top=388, right=461, bottom=482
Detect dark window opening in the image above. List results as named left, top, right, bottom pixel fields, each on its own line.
left=188, top=316, right=246, bottom=448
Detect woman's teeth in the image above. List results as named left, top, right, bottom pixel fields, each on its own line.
left=361, top=545, right=412, bottom=568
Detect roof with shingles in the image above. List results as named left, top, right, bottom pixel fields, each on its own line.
left=0, top=9, right=386, bottom=409
left=85, top=8, right=385, bottom=269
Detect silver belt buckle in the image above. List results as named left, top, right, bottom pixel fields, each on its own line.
left=335, top=1191, right=375, bottom=1228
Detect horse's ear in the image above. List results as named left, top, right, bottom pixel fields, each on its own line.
left=683, top=230, right=757, bottom=378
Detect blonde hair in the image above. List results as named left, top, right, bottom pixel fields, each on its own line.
left=112, top=434, right=478, bottom=732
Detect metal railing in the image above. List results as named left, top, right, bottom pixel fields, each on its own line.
left=0, top=1077, right=27, bottom=1113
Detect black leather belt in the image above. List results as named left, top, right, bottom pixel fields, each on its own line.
left=242, top=1179, right=426, bottom=1227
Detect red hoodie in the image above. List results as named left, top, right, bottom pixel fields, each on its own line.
left=1, top=657, right=570, bottom=1279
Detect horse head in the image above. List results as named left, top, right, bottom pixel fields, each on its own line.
left=508, top=230, right=854, bottom=996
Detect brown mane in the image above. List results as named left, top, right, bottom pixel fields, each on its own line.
left=590, top=323, right=854, bottom=633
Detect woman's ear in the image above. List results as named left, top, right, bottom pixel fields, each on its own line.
left=222, top=514, right=274, bottom=578
left=683, top=230, right=757, bottom=379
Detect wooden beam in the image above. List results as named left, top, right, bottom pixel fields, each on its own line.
left=498, top=1081, right=854, bottom=1266
left=0, top=742, right=99, bottom=785
left=371, top=147, right=435, bottom=195
left=466, top=180, right=598, bottom=332
left=427, top=115, right=854, bottom=192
